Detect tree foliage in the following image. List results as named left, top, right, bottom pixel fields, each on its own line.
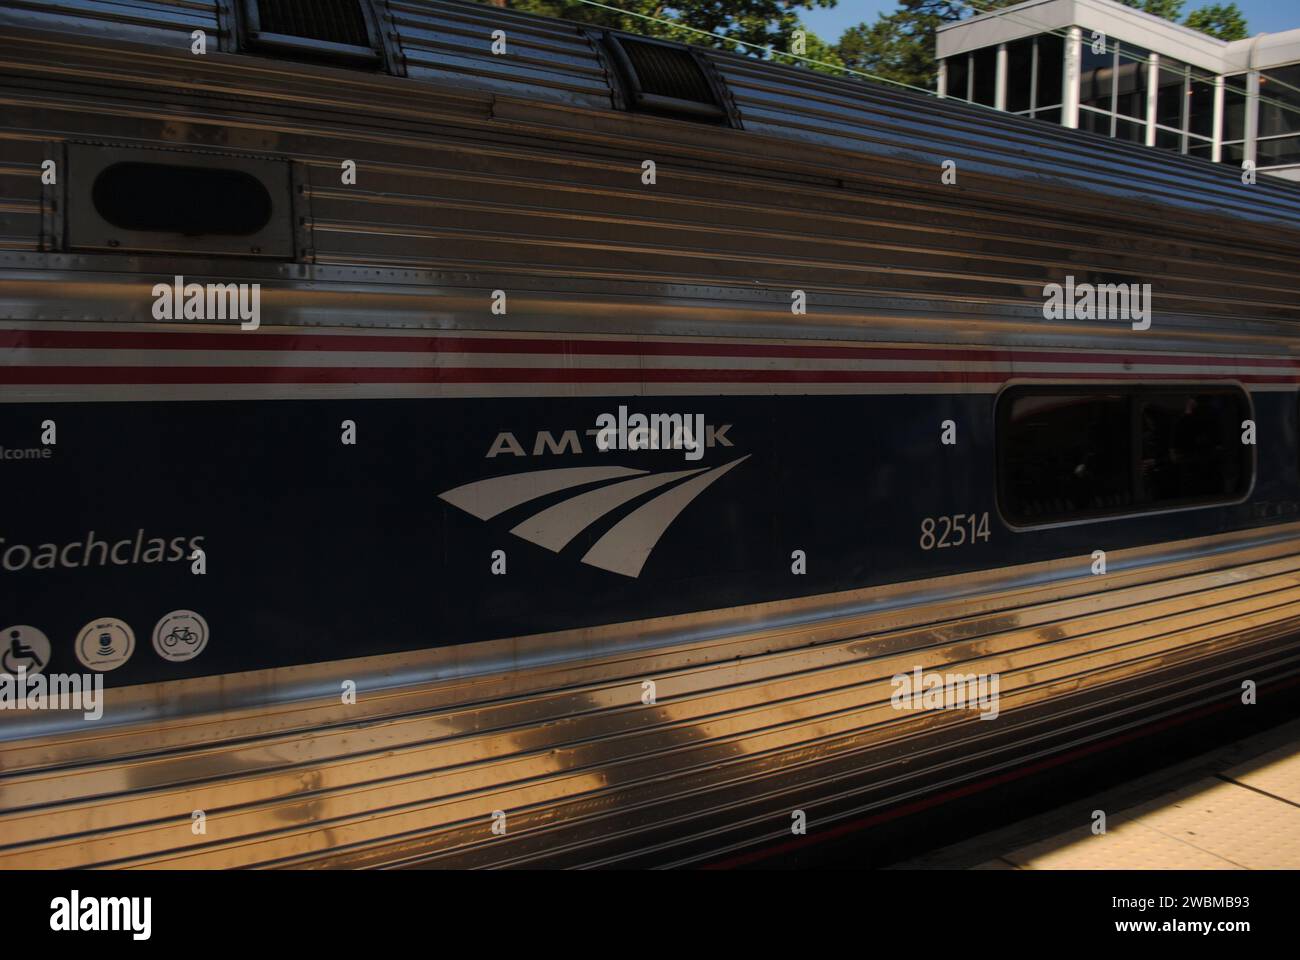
left=836, top=0, right=966, bottom=90
left=492, top=1, right=838, bottom=58
left=1183, top=3, right=1249, bottom=41
left=1116, top=0, right=1186, bottom=21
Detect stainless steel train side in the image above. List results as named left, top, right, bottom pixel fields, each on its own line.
left=2, top=0, right=1300, bottom=868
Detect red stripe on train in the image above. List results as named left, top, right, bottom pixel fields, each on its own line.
left=2, top=367, right=1297, bottom=385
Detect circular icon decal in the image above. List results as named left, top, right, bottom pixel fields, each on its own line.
left=1, top=625, right=51, bottom=676
left=152, top=610, right=208, bottom=663
left=75, top=618, right=135, bottom=672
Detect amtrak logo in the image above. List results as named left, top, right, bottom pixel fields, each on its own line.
left=439, top=458, right=749, bottom=578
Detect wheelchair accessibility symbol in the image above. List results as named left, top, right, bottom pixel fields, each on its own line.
left=1, top=625, right=51, bottom=676
left=152, top=610, right=208, bottom=663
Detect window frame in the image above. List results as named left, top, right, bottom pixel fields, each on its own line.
left=63, top=143, right=297, bottom=259
left=994, top=380, right=1256, bottom=531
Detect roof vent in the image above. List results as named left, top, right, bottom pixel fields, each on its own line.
left=242, top=0, right=381, bottom=66
left=605, top=35, right=728, bottom=123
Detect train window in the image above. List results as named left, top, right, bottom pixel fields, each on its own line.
left=65, top=144, right=295, bottom=259
left=605, top=34, right=730, bottom=123
left=93, top=164, right=272, bottom=236
left=998, top=386, right=1251, bottom=525
left=241, top=0, right=382, bottom=67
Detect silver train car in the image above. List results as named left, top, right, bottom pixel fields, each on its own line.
left=3, top=0, right=1300, bottom=869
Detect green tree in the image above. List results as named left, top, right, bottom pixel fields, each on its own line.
left=1115, top=0, right=1249, bottom=40
left=1116, top=0, right=1186, bottom=20
left=835, top=0, right=977, bottom=91
left=489, top=1, right=836, bottom=53
left=790, top=26, right=846, bottom=73
left=1184, top=3, right=1249, bottom=41
left=482, top=1, right=843, bottom=74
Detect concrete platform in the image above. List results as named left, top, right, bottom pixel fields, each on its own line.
left=897, top=716, right=1300, bottom=870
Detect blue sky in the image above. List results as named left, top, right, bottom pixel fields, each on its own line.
left=799, top=1, right=1299, bottom=42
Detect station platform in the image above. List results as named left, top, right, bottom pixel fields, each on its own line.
left=898, top=716, right=1300, bottom=870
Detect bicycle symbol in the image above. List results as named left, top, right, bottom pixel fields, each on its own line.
left=153, top=611, right=208, bottom=663
left=162, top=626, right=200, bottom=648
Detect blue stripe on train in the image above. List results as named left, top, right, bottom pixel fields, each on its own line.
left=0, top=392, right=1294, bottom=687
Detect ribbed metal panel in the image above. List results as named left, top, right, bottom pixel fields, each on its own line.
left=0, top=3, right=1297, bottom=329
left=0, top=0, right=221, bottom=48
left=0, top=137, right=43, bottom=251
left=708, top=52, right=1300, bottom=231
left=295, top=140, right=1300, bottom=322
left=389, top=0, right=613, bottom=108
left=2, top=531, right=1299, bottom=868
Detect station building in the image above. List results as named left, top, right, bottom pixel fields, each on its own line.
left=936, top=0, right=1300, bottom=181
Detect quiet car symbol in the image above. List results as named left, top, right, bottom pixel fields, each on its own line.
left=162, top=626, right=199, bottom=647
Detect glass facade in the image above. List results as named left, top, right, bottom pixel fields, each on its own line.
left=945, top=33, right=1064, bottom=123
left=1258, top=62, right=1300, bottom=169
left=1150, top=57, right=1214, bottom=158
left=939, top=28, right=1300, bottom=177
left=1076, top=38, right=1151, bottom=142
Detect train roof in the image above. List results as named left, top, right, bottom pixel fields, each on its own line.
left=3, top=0, right=1300, bottom=335
left=4, top=0, right=1299, bottom=230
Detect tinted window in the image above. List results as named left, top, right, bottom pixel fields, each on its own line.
left=946, top=55, right=969, bottom=101
left=1079, top=40, right=1114, bottom=110
left=1259, top=63, right=1300, bottom=138
left=1137, top=391, right=1248, bottom=503
left=1115, top=117, right=1145, bottom=143
left=998, top=387, right=1251, bottom=525
left=1188, top=73, right=1216, bottom=138
left=1223, top=75, right=1248, bottom=142
left=1114, top=43, right=1149, bottom=119
left=1078, top=108, right=1110, bottom=136
left=1155, top=127, right=1182, bottom=151
left=972, top=47, right=998, bottom=106
left=1006, top=38, right=1033, bottom=113
left=1035, top=33, right=1063, bottom=109
left=1155, top=61, right=1186, bottom=129
left=92, top=163, right=273, bottom=236
left=1258, top=135, right=1300, bottom=167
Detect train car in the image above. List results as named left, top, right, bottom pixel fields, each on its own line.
left=2, top=0, right=1300, bottom=869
